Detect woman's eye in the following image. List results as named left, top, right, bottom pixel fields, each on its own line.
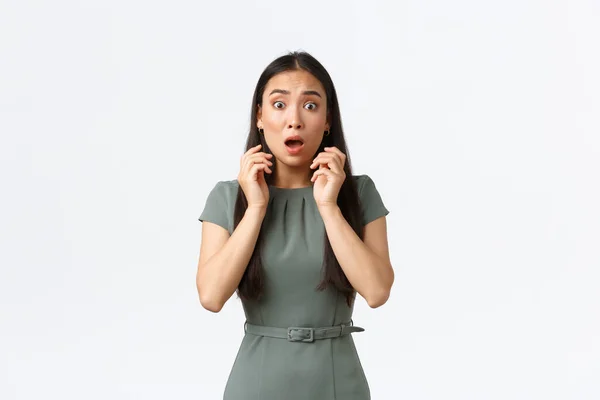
left=273, top=101, right=316, bottom=110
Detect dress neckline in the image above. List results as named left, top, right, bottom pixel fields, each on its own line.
left=268, top=184, right=313, bottom=193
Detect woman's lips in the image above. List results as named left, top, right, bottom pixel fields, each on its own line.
left=285, top=141, right=304, bottom=155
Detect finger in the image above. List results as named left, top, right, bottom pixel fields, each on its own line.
left=310, top=154, right=342, bottom=174
left=312, top=152, right=338, bottom=163
left=245, top=155, right=273, bottom=173
left=323, top=147, right=345, bottom=164
left=248, top=163, right=268, bottom=180
left=245, top=144, right=262, bottom=154
left=251, top=152, right=273, bottom=160
left=326, top=159, right=343, bottom=174
left=310, top=157, right=330, bottom=170
left=324, top=147, right=346, bottom=164
left=248, top=153, right=273, bottom=166
left=310, top=153, right=328, bottom=168
left=312, top=167, right=334, bottom=179
left=242, top=150, right=272, bottom=165
left=241, top=144, right=262, bottom=166
left=310, top=167, right=334, bottom=182
left=251, top=163, right=272, bottom=178
left=244, top=152, right=273, bottom=167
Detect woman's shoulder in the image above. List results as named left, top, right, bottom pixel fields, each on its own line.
left=351, top=174, right=376, bottom=192
left=351, top=174, right=389, bottom=224
left=351, top=174, right=370, bottom=182
left=210, top=178, right=239, bottom=197
left=214, top=178, right=239, bottom=187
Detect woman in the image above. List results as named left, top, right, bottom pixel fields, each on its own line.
left=197, top=51, right=394, bottom=400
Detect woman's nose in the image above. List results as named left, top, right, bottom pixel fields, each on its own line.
left=287, top=108, right=303, bottom=129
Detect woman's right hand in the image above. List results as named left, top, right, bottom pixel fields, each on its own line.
left=237, top=144, right=273, bottom=210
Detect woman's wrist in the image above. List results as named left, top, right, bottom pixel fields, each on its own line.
left=317, top=204, right=341, bottom=219
left=245, top=205, right=267, bottom=219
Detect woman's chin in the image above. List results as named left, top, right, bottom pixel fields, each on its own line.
left=276, top=154, right=310, bottom=167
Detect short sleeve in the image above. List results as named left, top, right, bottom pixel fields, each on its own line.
left=198, top=181, right=232, bottom=233
left=357, top=175, right=390, bottom=226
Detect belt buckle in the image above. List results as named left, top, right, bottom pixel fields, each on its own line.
left=287, top=327, right=314, bottom=343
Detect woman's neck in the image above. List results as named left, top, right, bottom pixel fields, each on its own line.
left=272, top=161, right=312, bottom=188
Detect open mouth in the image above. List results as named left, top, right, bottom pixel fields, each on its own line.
left=284, top=137, right=305, bottom=155
left=284, top=139, right=304, bottom=148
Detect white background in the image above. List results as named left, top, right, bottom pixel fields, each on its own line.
left=1, top=0, right=599, bottom=399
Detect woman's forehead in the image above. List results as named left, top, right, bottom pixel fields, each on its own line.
left=266, top=70, right=325, bottom=94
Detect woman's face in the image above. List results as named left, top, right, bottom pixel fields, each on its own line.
left=257, top=69, right=329, bottom=168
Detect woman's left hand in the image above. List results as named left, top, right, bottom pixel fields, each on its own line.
left=310, top=146, right=347, bottom=209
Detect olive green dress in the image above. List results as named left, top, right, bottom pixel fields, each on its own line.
left=198, top=174, right=389, bottom=400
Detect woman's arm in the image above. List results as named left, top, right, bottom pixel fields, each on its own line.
left=319, top=205, right=394, bottom=308
left=196, top=207, right=266, bottom=313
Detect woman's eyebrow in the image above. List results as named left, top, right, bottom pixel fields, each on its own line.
left=268, top=89, right=322, bottom=98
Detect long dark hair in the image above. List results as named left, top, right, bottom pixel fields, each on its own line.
left=234, top=51, right=364, bottom=307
